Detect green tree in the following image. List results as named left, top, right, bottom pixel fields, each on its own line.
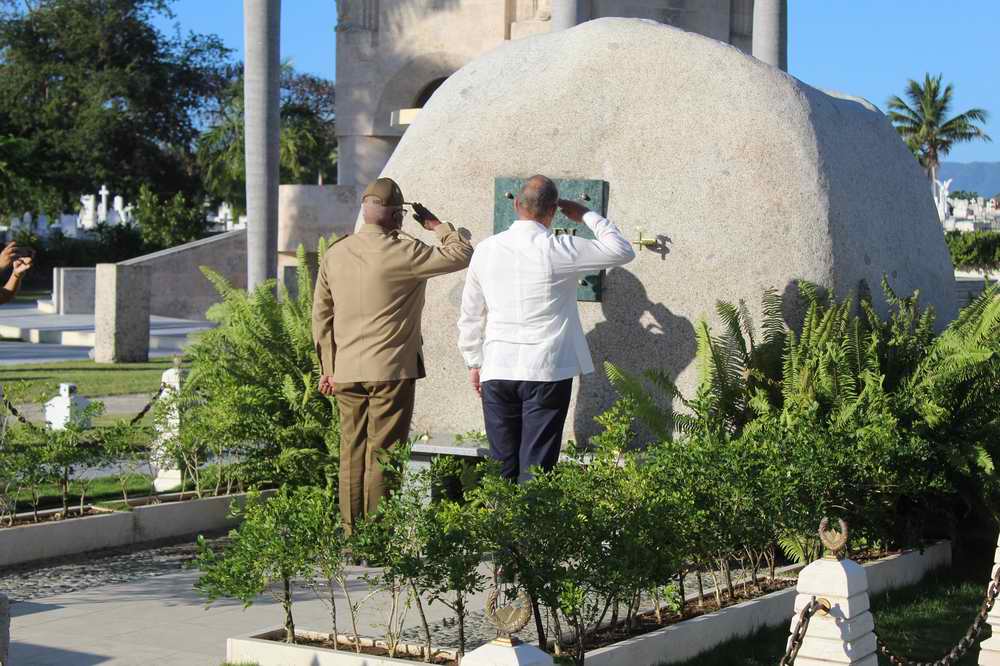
left=134, top=184, right=208, bottom=249
left=196, top=63, right=337, bottom=213
left=887, top=74, right=991, bottom=182
left=194, top=487, right=324, bottom=643
left=0, top=0, right=231, bottom=216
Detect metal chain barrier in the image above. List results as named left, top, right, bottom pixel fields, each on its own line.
left=779, top=597, right=830, bottom=666
left=0, top=382, right=168, bottom=434
left=1, top=391, right=45, bottom=433
left=875, top=562, right=1000, bottom=666
left=129, top=383, right=167, bottom=425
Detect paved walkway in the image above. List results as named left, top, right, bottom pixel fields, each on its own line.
left=0, top=303, right=211, bottom=365
left=4, top=538, right=497, bottom=666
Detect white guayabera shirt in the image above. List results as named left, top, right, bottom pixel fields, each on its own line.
left=457, top=212, right=636, bottom=383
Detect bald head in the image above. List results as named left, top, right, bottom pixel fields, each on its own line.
left=515, top=175, right=559, bottom=224
left=363, top=197, right=403, bottom=230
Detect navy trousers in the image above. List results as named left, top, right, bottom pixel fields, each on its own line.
left=481, top=378, right=573, bottom=482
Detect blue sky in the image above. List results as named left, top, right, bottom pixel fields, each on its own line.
left=156, top=1, right=999, bottom=163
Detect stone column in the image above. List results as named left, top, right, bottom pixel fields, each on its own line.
left=550, top=0, right=590, bottom=31
left=978, top=530, right=1000, bottom=664
left=152, top=360, right=185, bottom=492
left=1, top=592, right=9, bottom=666
left=788, top=556, right=877, bottom=665
left=94, top=264, right=150, bottom=363
left=243, top=0, right=281, bottom=290
left=752, top=0, right=788, bottom=71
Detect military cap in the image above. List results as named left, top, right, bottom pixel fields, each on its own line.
left=362, top=177, right=404, bottom=206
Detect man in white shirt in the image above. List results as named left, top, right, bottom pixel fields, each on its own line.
left=457, top=175, right=636, bottom=481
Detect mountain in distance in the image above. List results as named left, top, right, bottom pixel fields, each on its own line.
left=939, top=162, right=1000, bottom=198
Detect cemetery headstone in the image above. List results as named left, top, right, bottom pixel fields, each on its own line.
left=44, top=383, right=91, bottom=431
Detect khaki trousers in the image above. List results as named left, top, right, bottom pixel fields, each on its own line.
left=333, top=379, right=416, bottom=534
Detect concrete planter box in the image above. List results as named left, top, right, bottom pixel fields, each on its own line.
left=585, top=540, right=952, bottom=666
left=227, top=541, right=950, bottom=666
left=228, top=629, right=454, bottom=666
left=0, top=491, right=268, bottom=568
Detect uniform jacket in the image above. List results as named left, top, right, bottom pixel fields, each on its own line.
left=313, top=222, right=473, bottom=383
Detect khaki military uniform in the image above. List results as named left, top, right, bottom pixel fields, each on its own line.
left=312, top=221, right=472, bottom=532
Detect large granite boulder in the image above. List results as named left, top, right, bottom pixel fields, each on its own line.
left=378, top=18, right=957, bottom=442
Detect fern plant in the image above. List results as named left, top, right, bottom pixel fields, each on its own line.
left=181, top=241, right=339, bottom=489
left=606, top=287, right=787, bottom=439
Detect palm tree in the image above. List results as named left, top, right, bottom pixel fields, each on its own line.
left=887, top=73, right=991, bottom=183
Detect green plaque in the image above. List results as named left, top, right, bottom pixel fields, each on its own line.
left=493, top=177, right=608, bottom=301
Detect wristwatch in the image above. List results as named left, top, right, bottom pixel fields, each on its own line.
left=466, top=364, right=481, bottom=370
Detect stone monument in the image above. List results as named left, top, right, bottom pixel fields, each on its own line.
left=933, top=177, right=953, bottom=223
left=152, top=359, right=185, bottom=492
left=463, top=587, right=551, bottom=666
left=79, top=194, right=98, bottom=230
left=94, top=263, right=151, bottom=363
left=376, top=18, right=958, bottom=443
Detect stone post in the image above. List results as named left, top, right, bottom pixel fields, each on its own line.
left=752, top=0, right=788, bottom=72
left=977, top=530, right=1000, bottom=664
left=94, top=264, right=150, bottom=363
left=788, top=522, right=877, bottom=665
left=44, top=383, right=91, bottom=431
left=0, top=592, right=9, bottom=666
left=152, top=359, right=185, bottom=492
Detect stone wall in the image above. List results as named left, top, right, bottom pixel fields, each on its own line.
left=118, top=229, right=246, bottom=320
left=53, top=267, right=96, bottom=315
left=376, top=18, right=958, bottom=443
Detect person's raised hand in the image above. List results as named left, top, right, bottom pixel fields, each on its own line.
left=556, top=199, right=589, bottom=224
left=318, top=375, right=335, bottom=396
left=11, top=256, right=32, bottom=277
left=411, top=203, right=441, bottom=231
left=469, top=368, right=482, bottom=399
left=1, top=242, right=19, bottom=271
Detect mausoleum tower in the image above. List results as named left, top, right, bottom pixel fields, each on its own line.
left=334, top=0, right=787, bottom=189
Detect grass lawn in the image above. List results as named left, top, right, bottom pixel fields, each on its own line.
left=11, top=474, right=154, bottom=514
left=0, top=358, right=177, bottom=401
left=675, top=560, right=990, bottom=665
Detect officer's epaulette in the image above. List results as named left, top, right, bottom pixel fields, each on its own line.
left=319, top=233, right=348, bottom=256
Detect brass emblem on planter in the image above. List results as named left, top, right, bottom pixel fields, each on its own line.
left=819, top=518, right=849, bottom=560
left=485, top=586, right=533, bottom=646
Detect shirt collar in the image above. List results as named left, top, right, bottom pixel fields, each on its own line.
left=510, top=219, right=549, bottom=234
left=358, top=223, right=390, bottom=234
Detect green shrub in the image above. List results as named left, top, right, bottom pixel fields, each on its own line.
left=194, top=487, right=329, bottom=644
left=946, top=230, right=1000, bottom=274
left=180, top=243, right=339, bottom=489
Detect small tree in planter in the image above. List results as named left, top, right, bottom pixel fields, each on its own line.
left=194, top=487, right=323, bottom=643
left=101, top=419, right=153, bottom=505
left=302, top=487, right=354, bottom=650
left=352, top=443, right=435, bottom=660
left=418, top=457, right=487, bottom=658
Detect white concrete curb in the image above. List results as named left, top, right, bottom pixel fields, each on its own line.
left=0, top=490, right=272, bottom=568
left=228, top=629, right=455, bottom=666
left=227, top=541, right=950, bottom=666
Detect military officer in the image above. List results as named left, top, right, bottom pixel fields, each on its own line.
left=312, top=177, right=473, bottom=532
